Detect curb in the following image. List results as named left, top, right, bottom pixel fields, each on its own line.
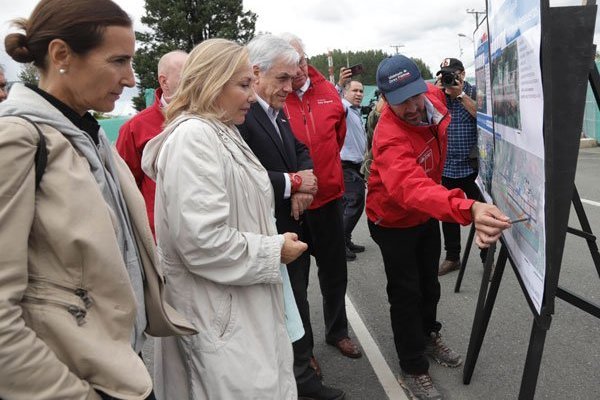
left=580, top=138, right=597, bottom=148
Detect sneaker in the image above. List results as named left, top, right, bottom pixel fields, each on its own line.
left=438, top=259, right=460, bottom=276
left=345, top=246, right=356, bottom=261
left=398, top=371, right=442, bottom=400
left=347, top=241, right=365, bottom=253
left=425, top=332, right=462, bottom=368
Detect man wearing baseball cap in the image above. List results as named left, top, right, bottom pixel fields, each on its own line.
left=435, top=58, right=487, bottom=276
left=366, top=55, right=511, bottom=400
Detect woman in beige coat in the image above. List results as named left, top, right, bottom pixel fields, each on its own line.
left=142, top=39, right=307, bottom=399
left=0, top=1, right=194, bottom=399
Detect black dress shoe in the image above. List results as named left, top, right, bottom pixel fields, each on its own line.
left=347, top=241, right=365, bottom=253
left=298, top=384, right=346, bottom=400
left=345, top=246, right=356, bottom=261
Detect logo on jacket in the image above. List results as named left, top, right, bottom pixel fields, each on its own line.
left=417, top=148, right=434, bottom=174
left=317, top=99, right=334, bottom=105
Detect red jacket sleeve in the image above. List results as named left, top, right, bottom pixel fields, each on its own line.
left=115, top=120, right=144, bottom=189
left=335, top=110, right=347, bottom=151
left=376, top=135, right=474, bottom=225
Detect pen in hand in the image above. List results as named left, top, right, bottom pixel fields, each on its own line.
left=510, top=217, right=529, bottom=224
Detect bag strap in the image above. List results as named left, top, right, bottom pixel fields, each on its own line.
left=16, top=115, right=47, bottom=189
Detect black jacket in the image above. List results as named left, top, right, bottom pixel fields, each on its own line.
left=238, top=102, right=313, bottom=234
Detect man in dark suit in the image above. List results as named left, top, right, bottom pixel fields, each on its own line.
left=238, top=34, right=345, bottom=400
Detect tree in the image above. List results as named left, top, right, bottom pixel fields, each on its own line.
left=18, top=63, right=39, bottom=86
left=132, top=0, right=257, bottom=110
left=309, top=49, right=388, bottom=86
left=411, top=57, right=433, bottom=80
left=308, top=50, right=434, bottom=86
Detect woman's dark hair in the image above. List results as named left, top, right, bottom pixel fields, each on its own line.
left=4, top=0, right=132, bottom=69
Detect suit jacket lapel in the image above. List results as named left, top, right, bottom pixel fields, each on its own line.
left=277, top=116, right=297, bottom=171
left=251, top=102, right=292, bottom=170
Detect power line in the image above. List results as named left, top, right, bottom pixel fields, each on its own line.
left=390, top=44, right=405, bottom=55
left=466, top=9, right=486, bottom=29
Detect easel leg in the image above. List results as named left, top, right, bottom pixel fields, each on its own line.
left=463, top=243, right=508, bottom=384
left=455, top=223, right=476, bottom=293
left=571, top=186, right=600, bottom=278
left=518, top=318, right=550, bottom=400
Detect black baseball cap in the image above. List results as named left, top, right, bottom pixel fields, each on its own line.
left=436, top=58, right=464, bottom=75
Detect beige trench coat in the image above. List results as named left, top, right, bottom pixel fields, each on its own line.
left=143, top=116, right=296, bottom=400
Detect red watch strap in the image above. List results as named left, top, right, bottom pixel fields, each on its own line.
left=288, top=173, right=302, bottom=193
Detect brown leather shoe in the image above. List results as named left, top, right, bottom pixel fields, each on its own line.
left=438, top=259, right=460, bottom=276
left=309, top=356, right=322, bottom=380
left=329, top=337, right=362, bottom=358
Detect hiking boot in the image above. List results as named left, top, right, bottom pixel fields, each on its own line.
left=425, top=332, right=462, bottom=368
left=347, top=241, right=365, bottom=253
left=438, top=259, right=460, bottom=276
left=398, top=371, right=442, bottom=400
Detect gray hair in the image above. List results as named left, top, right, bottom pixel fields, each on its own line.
left=247, top=34, right=299, bottom=72
left=279, top=32, right=306, bottom=55
left=0, top=64, right=4, bottom=73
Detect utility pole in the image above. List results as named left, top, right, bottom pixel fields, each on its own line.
left=390, top=44, right=404, bottom=55
left=466, top=9, right=486, bottom=29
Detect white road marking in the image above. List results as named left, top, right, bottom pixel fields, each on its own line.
left=345, top=294, right=409, bottom=400
left=581, top=198, right=600, bottom=208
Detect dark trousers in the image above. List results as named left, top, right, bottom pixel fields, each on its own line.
left=286, top=249, right=318, bottom=391
left=441, top=173, right=487, bottom=263
left=342, top=162, right=366, bottom=244
left=304, top=198, right=349, bottom=344
left=369, top=219, right=442, bottom=375
left=286, top=198, right=349, bottom=392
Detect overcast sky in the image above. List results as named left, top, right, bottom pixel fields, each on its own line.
left=0, top=0, right=594, bottom=115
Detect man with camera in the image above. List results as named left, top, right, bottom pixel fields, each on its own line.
left=435, top=58, right=486, bottom=276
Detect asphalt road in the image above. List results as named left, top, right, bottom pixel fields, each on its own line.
left=144, top=147, right=600, bottom=400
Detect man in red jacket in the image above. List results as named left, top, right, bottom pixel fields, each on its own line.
left=367, top=55, right=511, bottom=400
left=281, top=33, right=362, bottom=362
left=116, top=50, right=188, bottom=236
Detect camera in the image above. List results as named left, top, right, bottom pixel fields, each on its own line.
left=440, top=71, right=460, bottom=87
left=348, top=64, right=364, bottom=76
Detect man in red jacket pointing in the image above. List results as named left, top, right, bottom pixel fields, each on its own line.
left=367, top=55, right=510, bottom=400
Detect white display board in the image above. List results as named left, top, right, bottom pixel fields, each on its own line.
left=481, top=0, right=546, bottom=313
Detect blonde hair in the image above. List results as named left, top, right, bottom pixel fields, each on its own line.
left=165, top=38, right=249, bottom=124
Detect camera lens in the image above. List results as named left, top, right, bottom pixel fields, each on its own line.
left=442, top=73, right=455, bottom=86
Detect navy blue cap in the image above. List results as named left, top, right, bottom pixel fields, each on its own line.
left=376, top=55, right=427, bottom=105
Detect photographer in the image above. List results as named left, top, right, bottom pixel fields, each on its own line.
left=435, top=58, right=487, bottom=276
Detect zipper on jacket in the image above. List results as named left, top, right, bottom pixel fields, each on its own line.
left=22, top=296, right=88, bottom=326
left=429, top=110, right=449, bottom=160
left=28, top=277, right=94, bottom=309
left=74, top=288, right=94, bottom=308
left=429, top=126, right=442, bottom=159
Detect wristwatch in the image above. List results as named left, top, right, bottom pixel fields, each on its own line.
left=289, top=173, right=303, bottom=193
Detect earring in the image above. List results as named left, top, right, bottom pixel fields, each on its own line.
left=59, top=68, right=66, bottom=74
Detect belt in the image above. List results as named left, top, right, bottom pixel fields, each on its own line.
left=342, top=160, right=362, bottom=169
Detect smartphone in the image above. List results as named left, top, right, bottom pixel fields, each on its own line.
left=348, top=63, right=364, bottom=76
